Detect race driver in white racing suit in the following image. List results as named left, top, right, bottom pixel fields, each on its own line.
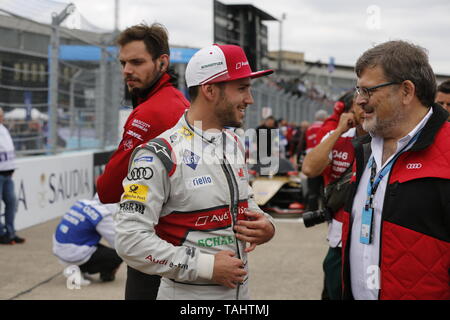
left=114, top=44, right=275, bottom=299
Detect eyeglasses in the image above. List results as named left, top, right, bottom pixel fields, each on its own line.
left=355, top=81, right=399, bottom=100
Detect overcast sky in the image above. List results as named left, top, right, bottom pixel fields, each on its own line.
left=66, top=0, right=450, bottom=75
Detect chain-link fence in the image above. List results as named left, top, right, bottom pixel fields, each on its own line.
left=244, top=80, right=334, bottom=129
left=0, top=8, right=123, bottom=157
left=0, top=4, right=339, bottom=158
left=55, top=49, right=123, bottom=153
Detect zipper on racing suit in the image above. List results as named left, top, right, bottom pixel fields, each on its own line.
left=220, top=133, right=243, bottom=300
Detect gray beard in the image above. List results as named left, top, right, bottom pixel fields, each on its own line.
left=363, top=109, right=406, bottom=137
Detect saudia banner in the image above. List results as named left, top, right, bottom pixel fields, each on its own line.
left=13, top=151, right=94, bottom=230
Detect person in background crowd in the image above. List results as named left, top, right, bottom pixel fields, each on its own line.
left=96, top=23, right=189, bottom=300
left=303, top=109, right=328, bottom=211
left=114, top=43, right=275, bottom=300
left=342, top=40, right=450, bottom=300
left=305, top=110, right=328, bottom=154
left=316, top=90, right=357, bottom=144
left=435, top=79, right=450, bottom=120
left=256, top=115, right=278, bottom=164
left=290, top=120, right=310, bottom=169
left=302, top=93, right=367, bottom=299
left=285, top=121, right=296, bottom=158
left=277, top=118, right=289, bottom=158
left=53, top=196, right=122, bottom=284
left=0, top=107, right=24, bottom=245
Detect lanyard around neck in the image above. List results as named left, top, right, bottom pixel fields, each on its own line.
left=365, top=129, right=423, bottom=209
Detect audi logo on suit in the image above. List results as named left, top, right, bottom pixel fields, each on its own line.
left=127, top=167, right=154, bottom=180
left=406, top=163, right=423, bottom=169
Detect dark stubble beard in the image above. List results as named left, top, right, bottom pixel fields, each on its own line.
left=129, top=82, right=154, bottom=99
left=214, top=88, right=243, bottom=128
left=128, top=69, right=163, bottom=98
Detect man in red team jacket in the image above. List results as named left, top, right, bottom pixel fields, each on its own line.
left=96, top=23, right=189, bottom=300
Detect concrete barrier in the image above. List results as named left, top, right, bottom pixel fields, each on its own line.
left=10, top=148, right=114, bottom=231
left=12, top=151, right=94, bottom=230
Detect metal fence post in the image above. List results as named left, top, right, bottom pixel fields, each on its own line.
left=69, top=69, right=82, bottom=137
left=48, top=18, right=60, bottom=154
left=109, top=59, right=123, bottom=146
left=48, top=3, right=74, bottom=154
left=96, top=47, right=107, bottom=149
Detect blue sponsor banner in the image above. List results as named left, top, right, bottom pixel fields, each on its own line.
left=328, top=56, right=335, bottom=73
left=170, top=47, right=199, bottom=64
left=56, top=45, right=118, bottom=61
left=53, top=45, right=199, bottom=63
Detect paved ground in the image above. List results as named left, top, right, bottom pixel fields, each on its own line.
left=0, top=217, right=328, bottom=300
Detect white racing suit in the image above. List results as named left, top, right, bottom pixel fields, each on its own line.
left=114, top=114, right=274, bottom=300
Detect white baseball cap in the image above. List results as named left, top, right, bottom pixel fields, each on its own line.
left=185, top=44, right=273, bottom=88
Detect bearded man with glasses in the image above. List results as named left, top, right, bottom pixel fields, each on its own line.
left=340, top=40, right=450, bottom=300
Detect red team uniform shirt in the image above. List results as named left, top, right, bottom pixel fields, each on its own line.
left=321, top=128, right=356, bottom=186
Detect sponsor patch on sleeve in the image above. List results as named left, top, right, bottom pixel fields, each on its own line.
left=119, top=202, right=145, bottom=215
left=133, top=156, right=154, bottom=163
left=123, top=139, right=134, bottom=151
left=123, top=184, right=149, bottom=203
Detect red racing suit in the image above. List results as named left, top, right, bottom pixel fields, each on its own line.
left=96, top=73, right=189, bottom=203
left=341, top=104, right=450, bottom=300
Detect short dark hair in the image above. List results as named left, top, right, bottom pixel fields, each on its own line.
left=117, top=23, right=170, bottom=61
left=188, top=86, right=200, bottom=102
left=355, top=40, right=436, bottom=107
left=437, top=79, right=450, bottom=94
left=338, top=90, right=355, bottom=112
left=187, top=83, right=226, bottom=103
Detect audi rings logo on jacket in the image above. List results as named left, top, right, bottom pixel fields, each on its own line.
left=127, top=167, right=154, bottom=180
left=406, top=163, right=422, bottom=169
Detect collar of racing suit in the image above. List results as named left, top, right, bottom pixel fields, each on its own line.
left=181, top=111, right=225, bottom=146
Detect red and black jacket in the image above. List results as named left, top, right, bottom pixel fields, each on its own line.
left=341, top=104, right=450, bottom=300
left=96, top=73, right=189, bottom=204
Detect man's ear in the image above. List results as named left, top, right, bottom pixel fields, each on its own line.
left=158, top=54, right=170, bottom=73
left=401, top=80, right=416, bottom=105
left=200, top=84, right=217, bottom=102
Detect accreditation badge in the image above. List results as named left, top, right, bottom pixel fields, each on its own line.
left=360, top=206, right=374, bottom=245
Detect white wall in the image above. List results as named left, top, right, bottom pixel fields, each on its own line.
left=12, top=151, right=94, bottom=231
